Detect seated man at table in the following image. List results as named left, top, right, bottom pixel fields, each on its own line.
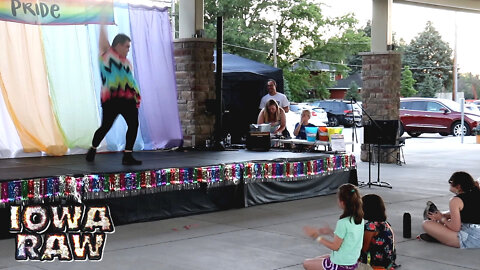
left=293, top=109, right=317, bottom=140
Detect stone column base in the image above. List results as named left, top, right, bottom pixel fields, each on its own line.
left=361, top=144, right=401, bottom=164
left=360, top=51, right=401, bottom=164
left=174, top=38, right=216, bottom=148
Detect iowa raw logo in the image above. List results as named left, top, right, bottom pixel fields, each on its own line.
left=10, top=204, right=114, bottom=261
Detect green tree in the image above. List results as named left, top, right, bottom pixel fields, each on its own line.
left=346, top=20, right=402, bottom=75
left=310, top=72, right=332, bottom=100
left=458, top=73, right=480, bottom=99
left=204, top=0, right=369, bottom=101
left=204, top=0, right=273, bottom=62
left=400, top=66, right=417, bottom=97
left=417, top=74, right=442, bottom=97
left=283, top=69, right=311, bottom=102
left=345, top=81, right=361, bottom=101
left=395, top=38, right=408, bottom=53
left=403, top=21, right=453, bottom=95
left=346, top=20, right=371, bottom=75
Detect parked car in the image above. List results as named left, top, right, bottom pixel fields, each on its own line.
left=399, top=97, right=480, bottom=137
left=312, top=107, right=329, bottom=124
left=309, top=100, right=361, bottom=127
left=289, top=103, right=308, bottom=114
left=286, top=103, right=328, bottom=137
left=289, top=103, right=328, bottom=125
left=465, top=103, right=480, bottom=114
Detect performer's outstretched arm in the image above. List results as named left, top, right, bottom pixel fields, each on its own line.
left=99, top=24, right=110, bottom=55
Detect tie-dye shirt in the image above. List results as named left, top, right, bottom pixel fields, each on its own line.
left=99, top=47, right=141, bottom=107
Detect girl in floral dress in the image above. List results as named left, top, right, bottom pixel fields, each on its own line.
left=359, top=194, right=396, bottom=270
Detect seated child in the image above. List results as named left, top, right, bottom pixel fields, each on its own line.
left=358, top=194, right=397, bottom=270
left=293, top=109, right=317, bottom=140
left=303, top=184, right=364, bottom=270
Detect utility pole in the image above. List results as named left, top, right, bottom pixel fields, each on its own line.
left=273, top=22, right=277, bottom=68
left=452, top=12, right=458, bottom=101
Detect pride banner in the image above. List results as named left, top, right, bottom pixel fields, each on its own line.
left=0, top=0, right=114, bottom=25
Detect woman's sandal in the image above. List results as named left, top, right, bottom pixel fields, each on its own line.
left=417, top=233, right=440, bottom=243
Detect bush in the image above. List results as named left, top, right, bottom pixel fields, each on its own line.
left=472, top=126, right=480, bottom=135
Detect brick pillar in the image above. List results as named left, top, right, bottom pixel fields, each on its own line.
left=174, top=38, right=216, bottom=148
left=360, top=52, right=401, bottom=163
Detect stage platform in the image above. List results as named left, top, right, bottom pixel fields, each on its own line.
left=0, top=149, right=357, bottom=238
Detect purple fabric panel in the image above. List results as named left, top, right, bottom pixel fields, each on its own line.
left=128, top=6, right=182, bottom=149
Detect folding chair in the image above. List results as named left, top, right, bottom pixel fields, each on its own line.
left=372, top=137, right=406, bottom=165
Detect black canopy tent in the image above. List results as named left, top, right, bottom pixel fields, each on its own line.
left=214, top=52, right=284, bottom=142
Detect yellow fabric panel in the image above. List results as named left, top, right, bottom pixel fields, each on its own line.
left=0, top=22, right=66, bottom=156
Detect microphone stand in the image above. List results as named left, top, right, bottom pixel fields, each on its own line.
left=351, top=99, right=392, bottom=189
left=350, top=99, right=358, bottom=153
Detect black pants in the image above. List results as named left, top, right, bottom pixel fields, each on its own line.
left=92, top=99, right=139, bottom=151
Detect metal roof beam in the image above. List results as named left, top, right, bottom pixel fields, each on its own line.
left=394, top=0, right=480, bottom=13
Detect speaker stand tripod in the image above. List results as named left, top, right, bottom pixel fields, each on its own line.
left=351, top=99, right=393, bottom=189
left=359, top=143, right=392, bottom=189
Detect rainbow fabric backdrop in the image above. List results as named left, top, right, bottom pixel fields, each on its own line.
left=0, top=4, right=182, bottom=157
left=0, top=0, right=114, bottom=25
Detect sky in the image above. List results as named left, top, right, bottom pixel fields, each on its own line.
left=319, top=0, right=480, bottom=75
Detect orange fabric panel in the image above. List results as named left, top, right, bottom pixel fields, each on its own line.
left=0, top=22, right=66, bottom=156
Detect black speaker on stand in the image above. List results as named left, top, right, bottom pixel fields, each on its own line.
left=361, top=120, right=399, bottom=188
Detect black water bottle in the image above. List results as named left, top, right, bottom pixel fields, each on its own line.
left=403, top=212, right=411, bottom=238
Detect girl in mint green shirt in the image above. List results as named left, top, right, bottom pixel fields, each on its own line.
left=303, top=183, right=364, bottom=270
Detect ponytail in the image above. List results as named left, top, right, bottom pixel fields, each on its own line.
left=448, top=171, right=479, bottom=193
left=338, top=184, right=363, bottom=224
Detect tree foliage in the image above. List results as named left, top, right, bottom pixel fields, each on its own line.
left=458, top=73, right=480, bottom=99
left=402, top=21, right=453, bottom=96
left=310, top=72, right=332, bottom=100
left=345, top=81, right=361, bottom=101
left=400, top=66, right=417, bottom=97
left=204, top=0, right=273, bottom=62
left=283, top=69, right=311, bottom=102
left=204, top=0, right=370, bottom=101
left=346, top=20, right=371, bottom=75
left=417, top=73, right=443, bottom=97
left=346, top=20, right=404, bottom=75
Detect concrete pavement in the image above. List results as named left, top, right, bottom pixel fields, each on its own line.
left=1, top=132, right=479, bottom=269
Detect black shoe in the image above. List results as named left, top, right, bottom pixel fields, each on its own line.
left=86, top=147, right=96, bottom=162
left=122, top=152, right=142, bottom=165
left=423, top=201, right=439, bottom=220
left=417, top=233, right=439, bottom=243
